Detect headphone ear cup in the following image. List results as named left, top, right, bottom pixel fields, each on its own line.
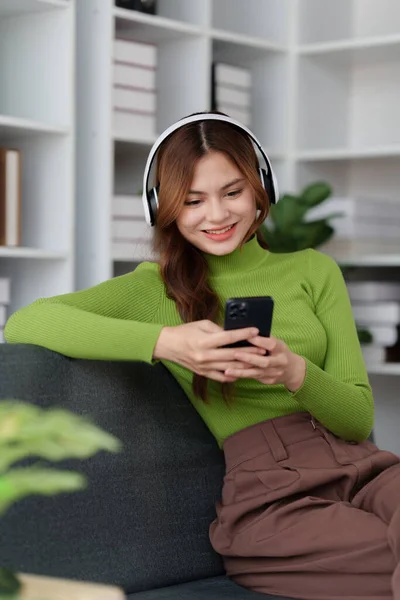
left=259, top=167, right=276, bottom=205
left=147, top=185, right=159, bottom=226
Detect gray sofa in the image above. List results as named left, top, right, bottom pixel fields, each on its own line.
left=0, top=343, right=295, bottom=600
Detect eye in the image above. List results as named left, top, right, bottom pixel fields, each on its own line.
left=184, top=199, right=202, bottom=206
left=225, top=189, right=242, bottom=198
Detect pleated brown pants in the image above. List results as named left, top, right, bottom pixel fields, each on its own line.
left=209, top=412, right=400, bottom=600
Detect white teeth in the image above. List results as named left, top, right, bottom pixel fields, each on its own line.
left=205, top=224, right=235, bottom=235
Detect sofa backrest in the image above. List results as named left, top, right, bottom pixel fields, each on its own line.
left=0, top=344, right=225, bottom=594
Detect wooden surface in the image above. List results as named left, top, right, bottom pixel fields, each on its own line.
left=18, top=573, right=125, bottom=600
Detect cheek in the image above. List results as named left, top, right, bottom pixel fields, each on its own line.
left=242, top=194, right=257, bottom=217
left=177, top=209, right=202, bottom=231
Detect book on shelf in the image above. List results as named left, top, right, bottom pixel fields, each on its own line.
left=211, top=62, right=252, bottom=127
left=111, top=195, right=154, bottom=261
left=352, top=301, right=400, bottom=326
left=306, top=196, right=400, bottom=240
left=0, top=147, right=22, bottom=247
left=347, top=281, right=400, bottom=303
left=113, top=38, right=157, bottom=138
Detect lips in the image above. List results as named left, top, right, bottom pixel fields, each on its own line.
left=203, top=223, right=237, bottom=234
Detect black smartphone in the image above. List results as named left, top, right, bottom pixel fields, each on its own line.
left=223, top=296, right=274, bottom=348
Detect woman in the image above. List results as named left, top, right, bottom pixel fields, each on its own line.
left=5, top=112, right=400, bottom=600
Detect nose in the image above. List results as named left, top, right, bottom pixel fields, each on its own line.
left=206, top=198, right=229, bottom=224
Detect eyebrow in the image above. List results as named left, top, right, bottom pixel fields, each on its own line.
left=188, top=177, right=245, bottom=195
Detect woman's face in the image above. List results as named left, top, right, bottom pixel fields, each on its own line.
left=176, top=151, right=257, bottom=256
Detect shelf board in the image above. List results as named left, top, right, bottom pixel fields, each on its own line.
left=297, top=34, right=400, bottom=66
left=367, top=363, right=400, bottom=376
left=0, top=247, right=68, bottom=259
left=296, top=145, right=400, bottom=162
left=113, top=8, right=204, bottom=43
left=113, top=131, right=157, bottom=147
left=321, top=240, right=400, bottom=267
left=0, top=115, right=69, bottom=139
left=212, top=29, right=285, bottom=63
left=0, top=0, right=69, bottom=17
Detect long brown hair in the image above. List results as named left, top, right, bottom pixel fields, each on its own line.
left=152, top=113, right=270, bottom=403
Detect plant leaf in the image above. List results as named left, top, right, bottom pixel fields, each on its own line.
left=0, top=401, right=122, bottom=471
left=269, top=195, right=308, bottom=233
left=290, top=220, right=335, bottom=250
left=357, top=327, right=374, bottom=344
left=300, top=182, right=332, bottom=207
left=260, top=225, right=299, bottom=253
left=0, top=468, right=86, bottom=515
left=0, top=568, right=21, bottom=595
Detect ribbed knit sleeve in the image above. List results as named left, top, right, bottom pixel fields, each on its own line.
left=292, top=250, right=374, bottom=441
left=4, top=263, right=165, bottom=364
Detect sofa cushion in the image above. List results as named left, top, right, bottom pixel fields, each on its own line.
left=0, top=344, right=226, bottom=594
left=128, top=576, right=294, bottom=599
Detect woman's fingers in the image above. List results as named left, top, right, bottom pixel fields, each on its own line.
left=226, top=367, right=284, bottom=379
left=212, top=327, right=260, bottom=349
left=207, top=370, right=238, bottom=383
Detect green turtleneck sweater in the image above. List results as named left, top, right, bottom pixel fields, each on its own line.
left=4, top=237, right=374, bottom=447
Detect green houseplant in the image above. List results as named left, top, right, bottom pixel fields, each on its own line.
left=260, top=181, right=336, bottom=252
left=0, top=400, right=122, bottom=599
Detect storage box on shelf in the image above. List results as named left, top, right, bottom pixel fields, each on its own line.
left=350, top=287, right=400, bottom=367
left=211, top=62, right=252, bottom=126
left=0, top=0, right=75, bottom=318
left=113, top=38, right=157, bottom=140
left=111, top=193, right=154, bottom=262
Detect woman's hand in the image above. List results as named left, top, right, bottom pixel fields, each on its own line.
left=225, top=335, right=306, bottom=392
left=153, top=320, right=267, bottom=383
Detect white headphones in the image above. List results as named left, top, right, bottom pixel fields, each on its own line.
left=142, top=112, right=279, bottom=227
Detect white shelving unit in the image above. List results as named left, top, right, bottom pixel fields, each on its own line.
left=0, top=0, right=75, bottom=316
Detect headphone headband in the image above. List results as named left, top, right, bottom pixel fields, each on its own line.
left=142, top=113, right=279, bottom=226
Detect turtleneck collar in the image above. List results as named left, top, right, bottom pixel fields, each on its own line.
left=204, top=235, right=269, bottom=278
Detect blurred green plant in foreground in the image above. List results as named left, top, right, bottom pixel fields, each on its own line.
left=0, top=400, right=122, bottom=598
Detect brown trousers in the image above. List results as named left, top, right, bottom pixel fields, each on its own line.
left=209, top=412, right=400, bottom=600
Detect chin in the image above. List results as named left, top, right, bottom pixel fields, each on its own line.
left=200, top=236, right=242, bottom=256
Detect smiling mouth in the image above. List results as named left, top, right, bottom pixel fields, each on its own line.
left=203, top=223, right=237, bottom=235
